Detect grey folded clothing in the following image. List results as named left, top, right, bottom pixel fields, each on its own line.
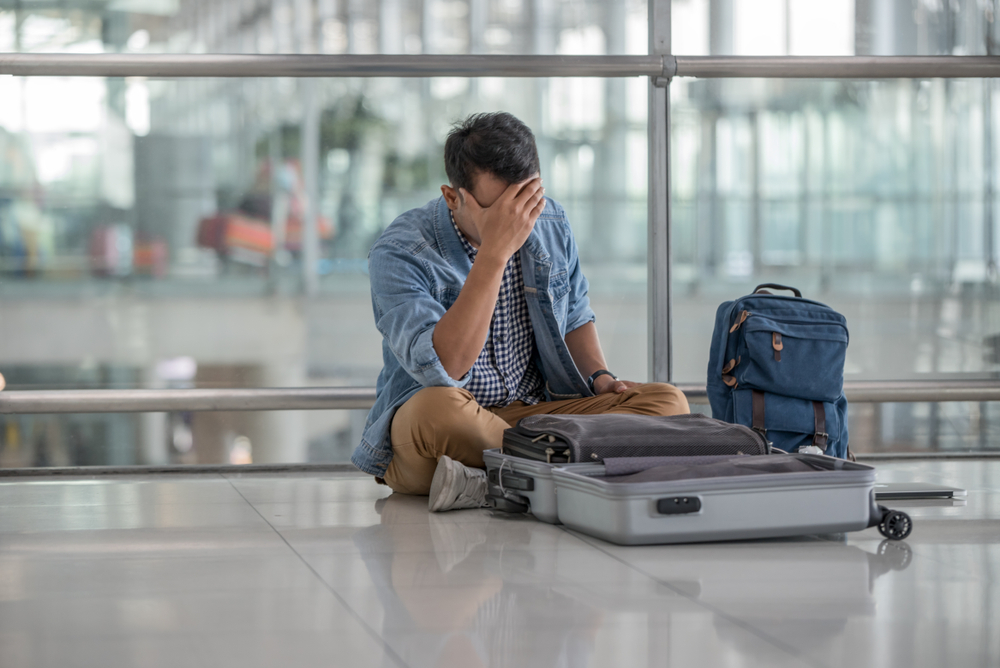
left=600, top=456, right=824, bottom=484
left=603, top=455, right=741, bottom=477
left=504, top=413, right=770, bottom=464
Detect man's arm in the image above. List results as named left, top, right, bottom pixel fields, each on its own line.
left=565, top=322, right=636, bottom=395
left=431, top=253, right=506, bottom=380
left=432, top=179, right=545, bottom=380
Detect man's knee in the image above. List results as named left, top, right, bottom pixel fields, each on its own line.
left=400, top=386, right=473, bottom=415
left=391, top=386, right=478, bottom=446
left=629, top=382, right=690, bottom=416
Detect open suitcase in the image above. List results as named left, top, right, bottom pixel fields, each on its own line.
left=485, top=413, right=770, bottom=523
left=550, top=453, right=912, bottom=545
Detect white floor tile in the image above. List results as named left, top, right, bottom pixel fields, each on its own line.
left=0, top=502, right=269, bottom=532
left=0, top=462, right=997, bottom=668
left=0, top=478, right=245, bottom=507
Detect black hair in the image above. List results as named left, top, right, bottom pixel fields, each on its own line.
left=444, top=112, right=540, bottom=193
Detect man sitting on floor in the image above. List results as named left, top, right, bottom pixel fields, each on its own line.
left=352, top=111, right=690, bottom=511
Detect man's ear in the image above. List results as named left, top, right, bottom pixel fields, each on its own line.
left=441, top=185, right=461, bottom=210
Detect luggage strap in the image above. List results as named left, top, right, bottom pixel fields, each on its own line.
left=812, top=402, right=829, bottom=451
left=751, top=390, right=767, bottom=436
left=753, top=391, right=829, bottom=453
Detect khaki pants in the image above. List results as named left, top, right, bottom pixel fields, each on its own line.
left=382, top=383, right=690, bottom=495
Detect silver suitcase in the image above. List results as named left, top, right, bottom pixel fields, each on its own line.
left=551, top=454, right=913, bottom=545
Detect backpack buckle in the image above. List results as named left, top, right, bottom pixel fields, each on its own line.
left=813, top=432, right=829, bottom=449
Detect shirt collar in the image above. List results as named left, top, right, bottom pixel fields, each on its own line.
left=449, top=209, right=478, bottom=259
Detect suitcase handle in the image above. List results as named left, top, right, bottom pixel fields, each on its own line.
left=656, top=496, right=702, bottom=515
left=487, top=468, right=535, bottom=492
left=753, top=283, right=802, bottom=298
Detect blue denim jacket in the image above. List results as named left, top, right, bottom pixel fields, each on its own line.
left=352, top=195, right=596, bottom=477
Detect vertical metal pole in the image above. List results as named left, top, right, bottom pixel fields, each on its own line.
left=301, top=79, right=320, bottom=296
left=648, top=0, right=671, bottom=382
left=985, top=78, right=995, bottom=279
left=469, top=0, right=487, bottom=54
left=750, top=111, right=761, bottom=271
left=298, top=0, right=320, bottom=295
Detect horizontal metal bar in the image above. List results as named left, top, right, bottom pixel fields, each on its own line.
left=678, top=380, right=1000, bottom=403
left=2, top=380, right=1000, bottom=414
left=0, top=463, right=362, bottom=477
left=0, top=54, right=666, bottom=78
left=4, top=454, right=999, bottom=477
left=2, top=54, right=999, bottom=80
left=843, top=380, right=1000, bottom=403
left=0, top=387, right=378, bottom=414
left=673, top=55, right=1000, bottom=79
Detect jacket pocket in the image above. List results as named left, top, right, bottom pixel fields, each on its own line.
left=547, top=271, right=568, bottom=300
left=547, top=271, right=569, bottom=321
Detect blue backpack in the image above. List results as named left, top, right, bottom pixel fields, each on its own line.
left=706, top=284, right=850, bottom=459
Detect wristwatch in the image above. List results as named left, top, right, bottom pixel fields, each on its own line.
left=587, top=369, right=617, bottom=393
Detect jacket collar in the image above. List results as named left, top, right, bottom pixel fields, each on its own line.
left=523, top=228, right=549, bottom=263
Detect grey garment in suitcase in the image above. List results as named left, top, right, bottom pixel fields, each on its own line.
left=552, top=454, right=910, bottom=545
left=502, top=413, right=769, bottom=464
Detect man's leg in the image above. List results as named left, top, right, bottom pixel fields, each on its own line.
left=493, top=382, right=690, bottom=424
left=383, top=382, right=689, bottom=499
left=383, top=386, right=511, bottom=496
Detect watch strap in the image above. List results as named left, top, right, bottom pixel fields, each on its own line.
left=587, top=369, right=617, bottom=392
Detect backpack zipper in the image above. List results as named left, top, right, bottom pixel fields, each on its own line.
left=740, top=314, right=848, bottom=332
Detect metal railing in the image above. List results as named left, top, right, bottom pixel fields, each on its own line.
left=2, top=54, right=999, bottom=79
left=0, top=53, right=667, bottom=78
left=672, top=55, right=1000, bottom=79
left=2, top=46, right=1000, bottom=417
left=3, top=380, right=1000, bottom=414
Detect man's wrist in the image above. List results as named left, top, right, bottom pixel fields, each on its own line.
left=588, top=369, right=617, bottom=393
left=474, top=246, right=510, bottom=271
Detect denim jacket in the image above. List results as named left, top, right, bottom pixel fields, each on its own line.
left=351, top=195, right=596, bottom=477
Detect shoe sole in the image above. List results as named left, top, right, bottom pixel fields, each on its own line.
left=428, top=456, right=455, bottom=512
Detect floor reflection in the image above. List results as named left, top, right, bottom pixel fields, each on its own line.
left=353, top=494, right=603, bottom=667
left=351, top=494, right=916, bottom=667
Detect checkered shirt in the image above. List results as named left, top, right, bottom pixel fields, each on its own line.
left=450, top=212, right=545, bottom=407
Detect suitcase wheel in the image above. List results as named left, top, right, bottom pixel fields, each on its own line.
left=488, top=494, right=529, bottom=514
left=877, top=510, right=913, bottom=540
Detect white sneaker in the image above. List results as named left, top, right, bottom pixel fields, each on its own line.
left=428, top=455, right=489, bottom=512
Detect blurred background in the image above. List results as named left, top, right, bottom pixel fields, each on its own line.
left=0, top=0, right=998, bottom=467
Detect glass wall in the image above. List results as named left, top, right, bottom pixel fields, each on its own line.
left=0, top=0, right=649, bottom=466
left=670, top=0, right=1000, bottom=453
left=1, top=0, right=999, bottom=465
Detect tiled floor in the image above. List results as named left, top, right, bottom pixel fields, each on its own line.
left=1, top=460, right=998, bottom=668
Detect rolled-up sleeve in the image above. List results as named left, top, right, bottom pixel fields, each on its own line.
left=563, top=220, right=596, bottom=333
left=368, top=241, right=471, bottom=388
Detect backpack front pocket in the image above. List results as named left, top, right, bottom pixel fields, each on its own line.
left=738, top=318, right=848, bottom=403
